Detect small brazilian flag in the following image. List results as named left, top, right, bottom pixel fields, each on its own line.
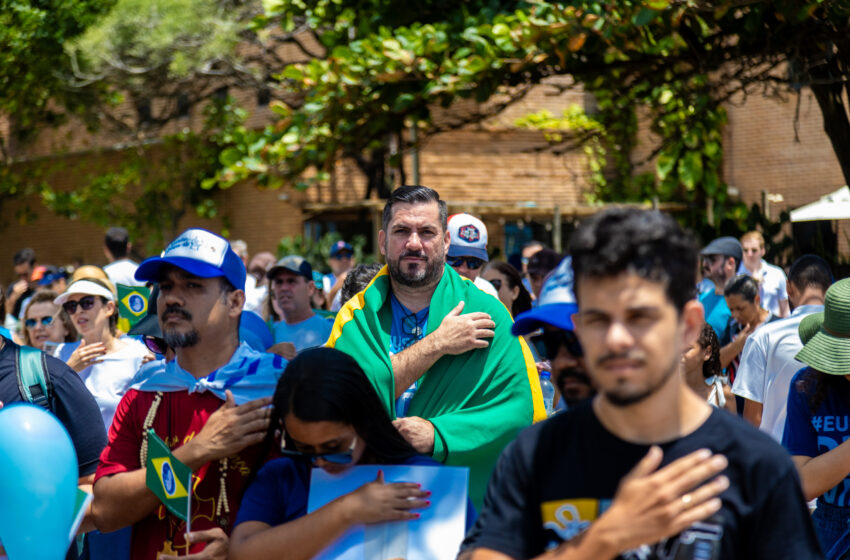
left=145, top=430, right=192, bottom=525
left=117, top=284, right=150, bottom=328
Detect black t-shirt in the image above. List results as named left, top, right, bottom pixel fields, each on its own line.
left=0, top=338, right=107, bottom=476
left=461, top=400, right=822, bottom=559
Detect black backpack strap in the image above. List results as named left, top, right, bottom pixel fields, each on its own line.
left=16, top=344, right=52, bottom=410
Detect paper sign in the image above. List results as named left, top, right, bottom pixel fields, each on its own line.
left=307, top=465, right=469, bottom=560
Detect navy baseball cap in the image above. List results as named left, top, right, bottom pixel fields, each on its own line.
left=330, top=241, right=354, bottom=259
left=135, top=228, right=246, bottom=291
left=267, top=255, right=313, bottom=280
left=512, top=256, right=578, bottom=335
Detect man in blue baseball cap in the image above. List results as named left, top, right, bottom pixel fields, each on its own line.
left=91, top=228, right=286, bottom=560
left=511, top=256, right=594, bottom=410
left=268, top=255, right=333, bottom=353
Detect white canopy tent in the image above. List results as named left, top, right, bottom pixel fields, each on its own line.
left=790, top=186, right=850, bottom=222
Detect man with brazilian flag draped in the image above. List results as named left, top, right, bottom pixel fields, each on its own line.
left=327, top=186, right=545, bottom=508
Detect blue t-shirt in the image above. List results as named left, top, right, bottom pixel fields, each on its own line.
left=235, top=454, right=476, bottom=529
left=388, top=294, right=429, bottom=356
left=783, top=367, right=850, bottom=507
left=699, top=290, right=732, bottom=346
left=272, top=314, right=333, bottom=352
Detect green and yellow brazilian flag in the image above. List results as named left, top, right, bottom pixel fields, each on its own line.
left=117, top=284, right=150, bottom=333
left=145, top=430, right=192, bottom=529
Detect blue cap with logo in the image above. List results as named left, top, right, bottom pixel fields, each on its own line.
left=330, top=241, right=354, bottom=259
left=135, top=228, right=247, bottom=291
left=511, top=256, right=578, bottom=335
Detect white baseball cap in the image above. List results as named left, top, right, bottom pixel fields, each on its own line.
left=448, top=213, right=488, bottom=261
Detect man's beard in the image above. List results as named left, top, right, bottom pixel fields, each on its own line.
left=386, top=249, right=444, bottom=288
left=597, top=350, right=678, bottom=408
left=161, top=305, right=200, bottom=348
left=555, top=367, right=594, bottom=407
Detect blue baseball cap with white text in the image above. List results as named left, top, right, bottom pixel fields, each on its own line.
left=511, top=256, right=578, bottom=335
left=135, top=228, right=246, bottom=291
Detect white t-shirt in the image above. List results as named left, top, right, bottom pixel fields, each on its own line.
left=103, top=259, right=144, bottom=288
left=732, top=304, right=824, bottom=441
left=738, top=259, right=788, bottom=317
left=272, top=314, right=333, bottom=353
left=243, top=275, right=268, bottom=314
left=57, top=336, right=150, bottom=431
left=474, top=276, right=499, bottom=299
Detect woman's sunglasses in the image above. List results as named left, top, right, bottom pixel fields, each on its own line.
left=531, top=330, right=584, bottom=360
left=62, top=295, right=97, bottom=315
left=488, top=278, right=503, bottom=290
left=280, top=436, right=357, bottom=465
left=143, top=336, right=169, bottom=356
left=447, top=256, right=484, bottom=270
left=25, top=314, right=58, bottom=328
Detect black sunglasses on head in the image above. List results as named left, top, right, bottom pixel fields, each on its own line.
left=62, top=295, right=97, bottom=315
left=447, top=256, right=484, bottom=270
left=531, top=330, right=583, bottom=360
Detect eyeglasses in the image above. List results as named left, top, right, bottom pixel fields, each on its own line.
left=447, top=256, right=484, bottom=270
left=25, top=314, right=58, bottom=328
left=143, top=335, right=169, bottom=356
left=488, top=278, right=503, bottom=290
left=531, top=330, right=583, bottom=360
left=280, top=436, right=358, bottom=465
left=62, top=295, right=97, bottom=315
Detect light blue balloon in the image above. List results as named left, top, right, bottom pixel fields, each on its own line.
left=0, top=404, right=78, bottom=560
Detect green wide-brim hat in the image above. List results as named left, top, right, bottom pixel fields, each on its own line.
left=798, top=312, right=824, bottom=346
left=796, top=279, right=850, bottom=376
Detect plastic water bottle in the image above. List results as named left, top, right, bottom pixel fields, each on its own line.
left=539, top=371, right=555, bottom=417
left=396, top=383, right=417, bottom=418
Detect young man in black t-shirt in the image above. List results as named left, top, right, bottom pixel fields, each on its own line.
left=460, top=209, right=822, bottom=560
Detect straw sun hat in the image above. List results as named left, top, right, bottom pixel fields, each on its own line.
left=796, top=279, right=850, bottom=376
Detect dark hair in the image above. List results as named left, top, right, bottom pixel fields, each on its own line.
left=788, top=255, right=832, bottom=293
left=569, top=208, right=698, bottom=312
left=723, top=274, right=760, bottom=302
left=696, top=323, right=721, bottom=379
left=23, top=291, right=77, bottom=345
left=798, top=367, right=844, bottom=414
left=13, top=248, right=36, bottom=266
left=252, top=348, right=418, bottom=479
left=340, top=263, right=383, bottom=304
left=104, top=227, right=130, bottom=259
left=381, top=185, right=447, bottom=233
left=483, top=260, right=532, bottom=316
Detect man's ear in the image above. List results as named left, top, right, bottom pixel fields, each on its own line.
left=228, top=290, right=246, bottom=317
left=681, top=299, right=705, bottom=349
left=378, top=230, right=386, bottom=257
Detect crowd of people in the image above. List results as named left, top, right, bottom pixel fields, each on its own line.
left=0, top=185, right=845, bottom=559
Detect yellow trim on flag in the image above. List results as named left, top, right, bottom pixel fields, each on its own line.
left=326, top=265, right=389, bottom=348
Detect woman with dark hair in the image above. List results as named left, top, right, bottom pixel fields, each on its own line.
left=784, top=279, right=850, bottom=556
left=481, top=260, right=532, bottom=317
left=721, top=274, right=778, bottom=374
left=21, top=290, right=76, bottom=350
left=682, top=323, right=736, bottom=413
left=231, top=347, right=471, bottom=560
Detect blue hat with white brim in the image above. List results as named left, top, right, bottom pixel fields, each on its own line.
left=135, top=228, right=246, bottom=291
left=511, top=256, right=578, bottom=335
